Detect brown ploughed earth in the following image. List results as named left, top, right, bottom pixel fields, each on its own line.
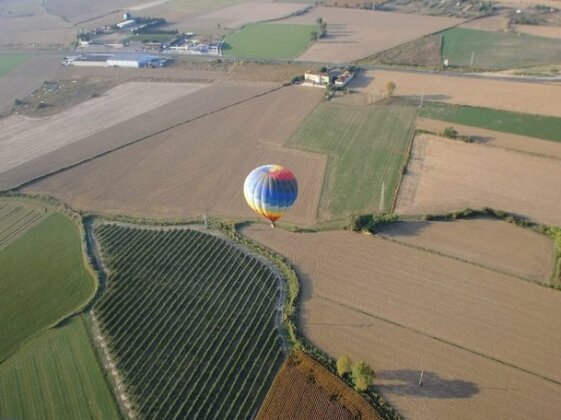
left=416, top=117, right=561, bottom=159
left=376, top=218, right=555, bottom=283
left=241, top=224, right=561, bottom=420
left=460, top=15, right=510, bottom=31
left=395, top=134, right=561, bottom=226
left=349, top=71, right=561, bottom=117
left=278, top=7, right=462, bottom=62
left=25, top=86, right=325, bottom=225
left=514, top=24, right=561, bottom=39
left=0, top=14, right=74, bottom=48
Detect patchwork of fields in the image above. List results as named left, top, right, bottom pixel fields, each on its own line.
left=94, top=224, right=284, bottom=418
left=288, top=101, right=417, bottom=219
left=0, top=198, right=49, bottom=250
left=242, top=224, right=561, bottom=419
left=396, top=134, right=561, bottom=226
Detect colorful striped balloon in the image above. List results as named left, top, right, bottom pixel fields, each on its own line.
left=244, top=164, right=298, bottom=226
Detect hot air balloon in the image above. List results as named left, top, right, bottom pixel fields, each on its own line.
left=244, top=164, right=298, bottom=227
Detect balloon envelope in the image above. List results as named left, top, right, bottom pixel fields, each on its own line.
left=244, top=164, right=298, bottom=223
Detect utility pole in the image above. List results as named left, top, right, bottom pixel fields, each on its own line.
left=419, top=88, right=424, bottom=108
left=470, top=51, right=475, bottom=67
left=418, top=370, right=424, bottom=387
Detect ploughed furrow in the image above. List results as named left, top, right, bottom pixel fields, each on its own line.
left=94, top=225, right=284, bottom=419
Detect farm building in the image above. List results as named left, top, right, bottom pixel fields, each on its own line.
left=64, top=54, right=113, bottom=67
left=107, top=54, right=156, bottom=68
left=304, top=71, right=330, bottom=85
left=116, top=19, right=136, bottom=30
left=64, top=54, right=168, bottom=68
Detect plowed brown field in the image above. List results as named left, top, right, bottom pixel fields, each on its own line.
left=350, top=71, right=561, bottom=117
left=241, top=224, right=561, bottom=420
left=257, top=351, right=382, bottom=420
left=278, top=7, right=461, bottom=62
left=416, top=117, right=561, bottom=159
left=514, top=24, right=561, bottom=39
left=395, top=134, right=561, bottom=226
left=377, top=218, right=555, bottom=283
left=25, top=86, right=325, bottom=224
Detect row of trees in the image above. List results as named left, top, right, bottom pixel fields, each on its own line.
left=311, top=17, right=328, bottom=41
left=336, top=356, right=375, bottom=391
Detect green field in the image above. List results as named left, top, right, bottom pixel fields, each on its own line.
left=0, top=54, right=28, bottom=78
left=441, top=28, right=561, bottom=70
left=0, top=211, right=96, bottom=362
left=0, top=316, right=120, bottom=419
left=94, top=225, right=284, bottom=419
left=222, top=23, right=317, bottom=59
left=288, top=101, right=417, bottom=219
left=0, top=198, right=50, bottom=249
left=419, top=102, right=561, bottom=142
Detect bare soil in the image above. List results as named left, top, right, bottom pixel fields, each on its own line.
left=358, top=34, right=442, bottom=68
left=349, top=70, right=561, bottom=117
left=514, top=24, right=561, bottom=39
left=0, top=14, right=74, bottom=48
left=460, top=15, right=510, bottom=31
left=416, top=117, right=561, bottom=159
left=278, top=7, right=462, bottom=62
left=25, top=86, right=325, bottom=225
left=377, top=217, right=555, bottom=282
left=241, top=224, right=561, bottom=420
left=395, top=134, right=561, bottom=226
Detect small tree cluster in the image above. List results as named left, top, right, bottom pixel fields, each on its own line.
left=440, top=127, right=458, bottom=139
left=336, top=356, right=375, bottom=392
left=386, top=81, right=396, bottom=98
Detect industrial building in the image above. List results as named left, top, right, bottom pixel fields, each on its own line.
left=63, top=54, right=169, bottom=68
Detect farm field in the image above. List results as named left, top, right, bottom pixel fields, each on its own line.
left=0, top=14, right=75, bottom=47
left=196, top=2, right=310, bottom=28
left=93, top=224, right=284, bottom=418
left=349, top=70, right=561, bottom=117
left=26, top=86, right=325, bottom=225
left=288, top=101, right=417, bottom=219
left=223, top=23, right=317, bottom=59
left=514, top=24, right=561, bottom=39
left=241, top=224, right=561, bottom=419
left=257, top=350, right=382, bottom=420
left=2, top=81, right=280, bottom=190
left=377, top=218, right=555, bottom=283
left=396, top=134, right=561, bottom=226
left=460, top=15, right=509, bottom=31
left=0, top=316, right=120, bottom=420
left=418, top=102, right=561, bottom=143
left=0, top=197, right=50, bottom=250
left=45, top=0, right=160, bottom=23
left=0, top=54, right=27, bottom=78
left=441, top=27, right=561, bottom=69
left=0, top=209, right=96, bottom=362
left=416, top=117, right=561, bottom=159
left=279, top=7, right=461, bottom=62
left=357, top=34, right=442, bottom=68
left=0, top=55, right=62, bottom=115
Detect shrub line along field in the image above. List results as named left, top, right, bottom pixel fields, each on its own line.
left=92, top=223, right=284, bottom=418
left=0, top=202, right=96, bottom=363
left=242, top=224, right=561, bottom=420
left=396, top=134, right=561, bottom=227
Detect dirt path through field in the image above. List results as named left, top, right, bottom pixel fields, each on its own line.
left=241, top=224, right=561, bottom=419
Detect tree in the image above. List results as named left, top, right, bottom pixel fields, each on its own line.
left=352, top=361, right=375, bottom=391
left=316, top=17, right=323, bottom=25
left=440, top=126, right=458, bottom=139
left=386, top=81, right=396, bottom=97
left=310, top=31, right=319, bottom=41
left=336, top=355, right=352, bottom=376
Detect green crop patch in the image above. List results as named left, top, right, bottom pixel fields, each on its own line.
left=0, top=55, right=28, bottom=78
left=0, top=210, right=96, bottom=362
left=419, top=102, right=561, bottom=143
left=441, top=28, right=561, bottom=70
left=0, top=316, right=120, bottom=419
left=288, top=101, right=417, bottom=219
left=222, top=23, right=317, bottom=59
left=93, top=225, right=284, bottom=419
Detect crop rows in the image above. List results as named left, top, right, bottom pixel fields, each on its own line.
left=0, top=203, right=46, bottom=249
left=94, top=224, right=284, bottom=419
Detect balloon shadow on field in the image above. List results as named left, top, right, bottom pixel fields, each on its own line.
left=376, top=370, right=479, bottom=399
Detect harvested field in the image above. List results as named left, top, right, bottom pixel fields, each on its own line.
left=0, top=14, right=74, bottom=47
left=197, top=2, right=310, bottom=28
left=357, top=34, right=442, bottom=68
left=1, top=81, right=280, bottom=190
left=514, top=24, right=561, bottom=39
left=349, top=70, right=561, bottom=117
left=377, top=218, right=555, bottom=283
left=416, top=117, right=561, bottom=159
left=0, top=197, right=50, bottom=250
left=45, top=0, right=159, bottom=23
left=257, top=351, right=382, bottom=420
left=241, top=224, right=561, bottom=420
left=26, top=86, right=325, bottom=224
left=460, top=15, right=510, bottom=31
left=0, top=55, right=62, bottom=115
left=278, top=7, right=461, bottom=62
left=396, top=134, right=561, bottom=226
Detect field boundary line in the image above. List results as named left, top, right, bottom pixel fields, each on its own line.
left=316, top=295, right=561, bottom=387
left=12, top=84, right=285, bottom=192
left=390, top=114, right=417, bottom=213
